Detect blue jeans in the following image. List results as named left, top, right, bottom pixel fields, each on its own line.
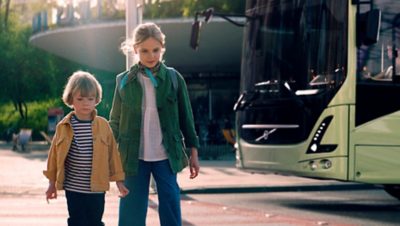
left=65, top=190, right=105, bottom=226
left=119, top=160, right=181, bottom=226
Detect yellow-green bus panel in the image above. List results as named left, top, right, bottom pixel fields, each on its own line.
left=237, top=136, right=349, bottom=180
left=237, top=104, right=351, bottom=180
left=351, top=110, right=400, bottom=183
left=355, top=146, right=400, bottom=184
left=352, top=111, right=400, bottom=145
left=297, top=156, right=348, bottom=180
left=299, top=105, right=350, bottom=159
left=236, top=138, right=306, bottom=175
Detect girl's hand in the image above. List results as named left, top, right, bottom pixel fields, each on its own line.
left=45, top=182, right=57, bottom=203
left=189, top=147, right=200, bottom=179
left=116, top=181, right=129, bottom=198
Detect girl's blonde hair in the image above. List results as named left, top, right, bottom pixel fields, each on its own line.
left=62, top=71, right=102, bottom=108
left=121, top=22, right=166, bottom=55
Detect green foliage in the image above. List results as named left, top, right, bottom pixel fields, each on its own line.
left=0, top=27, right=65, bottom=103
left=143, top=0, right=245, bottom=19
left=0, top=92, right=115, bottom=141
left=0, top=6, right=117, bottom=138
left=0, top=99, right=64, bottom=141
left=0, top=11, right=110, bottom=121
left=0, top=0, right=243, bottom=141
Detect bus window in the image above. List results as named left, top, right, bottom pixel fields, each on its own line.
left=239, top=0, right=347, bottom=145
left=356, top=2, right=400, bottom=126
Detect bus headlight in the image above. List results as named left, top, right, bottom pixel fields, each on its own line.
left=309, top=161, right=317, bottom=170
left=320, top=159, right=332, bottom=169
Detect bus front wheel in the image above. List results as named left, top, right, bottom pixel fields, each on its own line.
left=384, top=185, right=400, bottom=200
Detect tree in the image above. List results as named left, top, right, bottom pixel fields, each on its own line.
left=0, top=29, right=52, bottom=121
left=3, top=0, right=10, bottom=29
left=0, top=0, right=12, bottom=32
left=0, top=2, right=69, bottom=122
left=143, top=0, right=245, bottom=19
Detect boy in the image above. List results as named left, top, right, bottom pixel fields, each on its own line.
left=44, top=71, right=129, bottom=226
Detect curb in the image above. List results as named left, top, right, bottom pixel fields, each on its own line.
left=180, top=183, right=377, bottom=194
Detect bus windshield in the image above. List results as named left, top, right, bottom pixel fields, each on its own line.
left=237, top=0, right=348, bottom=145
left=241, top=0, right=347, bottom=94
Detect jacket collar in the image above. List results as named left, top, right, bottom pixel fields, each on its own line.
left=126, top=62, right=168, bottom=84
left=60, top=110, right=98, bottom=126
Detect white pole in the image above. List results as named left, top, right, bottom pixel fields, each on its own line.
left=209, top=89, right=212, bottom=120
left=126, top=0, right=143, bottom=70
left=381, top=43, right=384, bottom=72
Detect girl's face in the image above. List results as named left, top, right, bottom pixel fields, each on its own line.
left=134, top=37, right=163, bottom=68
left=71, top=91, right=97, bottom=120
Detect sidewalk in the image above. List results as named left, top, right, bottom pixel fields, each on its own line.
left=0, top=141, right=369, bottom=226
left=179, top=153, right=367, bottom=194
left=0, top=141, right=365, bottom=195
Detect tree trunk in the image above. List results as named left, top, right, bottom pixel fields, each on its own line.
left=0, top=0, right=3, bottom=32
left=23, top=101, right=28, bottom=121
left=4, top=0, right=11, bottom=30
left=17, top=100, right=27, bottom=121
left=13, top=99, right=28, bottom=121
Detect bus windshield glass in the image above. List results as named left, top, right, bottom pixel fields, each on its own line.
left=242, top=0, right=347, bottom=94
left=237, top=0, right=348, bottom=144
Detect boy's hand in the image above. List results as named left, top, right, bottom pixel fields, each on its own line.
left=45, top=182, right=57, bottom=203
left=116, top=181, right=129, bottom=198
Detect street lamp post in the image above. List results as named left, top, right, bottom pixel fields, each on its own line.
left=125, top=0, right=143, bottom=70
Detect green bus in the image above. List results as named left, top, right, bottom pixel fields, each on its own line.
left=192, top=0, right=400, bottom=199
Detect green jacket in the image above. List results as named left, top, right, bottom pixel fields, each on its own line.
left=109, top=63, right=200, bottom=176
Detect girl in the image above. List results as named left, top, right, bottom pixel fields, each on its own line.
left=109, top=22, right=200, bottom=226
left=44, top=71, right=129, bottom=226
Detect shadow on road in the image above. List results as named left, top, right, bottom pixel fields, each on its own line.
left=280, top=193, right=400, bottom=225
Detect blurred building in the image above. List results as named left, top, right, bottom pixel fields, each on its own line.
left=28, top=0, right=399, bottom=144
left=29, top=1, right=243, bottom=143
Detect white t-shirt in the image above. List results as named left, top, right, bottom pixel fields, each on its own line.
left=138, top=72, right=168, bottom=161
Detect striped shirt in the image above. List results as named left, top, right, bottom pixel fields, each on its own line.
left=64, top=115, right=97, bottom=193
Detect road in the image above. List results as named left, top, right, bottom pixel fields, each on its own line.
left=1, top=143, right=399, bottom=225
left=189, top=189, right=400, bottom=226
left=3, top=187, right=399, bottom=226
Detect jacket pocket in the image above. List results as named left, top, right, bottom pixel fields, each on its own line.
left=99, top=136, right=109, bottom=153
left=97, top=136, right=110, bottom=166
left=117, top=136, right=132, bottom=164
left=167, top=95, right=177, bottom=103
left=55, top=137, right=64, bottom=146
left=55, top=137, right=68, bottom=165
left=166, top=91, right=177, bottom=108
left=93, top=136, right=110, bottom=190
left=173, top=134, right=182, bottom=155
left=174, top=134, right=189, bottom=168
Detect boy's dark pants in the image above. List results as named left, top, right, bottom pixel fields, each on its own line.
left=65, top=190, right=105, bottom=226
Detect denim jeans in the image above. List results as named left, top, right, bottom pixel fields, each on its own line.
left=119, top=159, right=181, bottom=226
left=65, top=190, right=105, bottom=226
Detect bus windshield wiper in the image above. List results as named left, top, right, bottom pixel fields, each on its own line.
left=233, top=91, right=259, bottom=111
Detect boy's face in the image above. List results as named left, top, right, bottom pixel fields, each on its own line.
left=134, top=37, right=163, bottom=68
left=71, top=91, right=96, bottom=120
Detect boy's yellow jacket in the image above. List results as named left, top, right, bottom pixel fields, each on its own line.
left=43, top=111, right=125, bottom=192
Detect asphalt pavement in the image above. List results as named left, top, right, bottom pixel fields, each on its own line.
left=0, top=141, right=372, bottom=226
left=0, top=141, right=365, bottom=195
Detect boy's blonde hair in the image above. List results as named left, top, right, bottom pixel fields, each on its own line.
left=62, top=71, right=102, bottom=108
left=121, top=22, right=166, bottom=55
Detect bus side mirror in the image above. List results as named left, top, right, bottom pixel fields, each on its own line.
left=190, top=7, right=248, bottom=50
left=357, top=9, right=381, bottom=46
left=190, top=20, right=201, bottom=50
